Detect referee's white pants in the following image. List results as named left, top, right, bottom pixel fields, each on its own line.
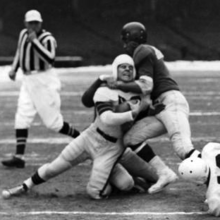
left=15, top=72, right=63, bottom=132
left=37, top=124, right=134, bottom=199
left=124, top=90, right=194, bottom=160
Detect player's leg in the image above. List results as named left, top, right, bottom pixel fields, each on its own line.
left=156, top=90, right=200, bottom=160
left=58, top=121, right=80, bottom=138
left=120, top=148, right=158, bottom=184
left=86, top=138, right=125, bottom=199
left=2, top=135, right=88, bottom=198
left=2, top=84, right=37, bottom=168
left=2, top=155, right=73, bottom=198
left=121, top=145, right=178, bottom=194
left=27, top=73, right=80, bottom=139
left=110, top=163, right=134, bottom=191
left=124, top=116, right=166, bottom=146
left=123, top=118, right=178, bottom=194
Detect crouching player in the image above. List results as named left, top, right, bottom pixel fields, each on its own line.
left=178, top=142, right=220, bottom=217
left=2, top=54, right=158, bottom=200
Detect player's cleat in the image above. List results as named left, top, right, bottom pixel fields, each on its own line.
left=2, top=156, right=25, bottom=168
left=2, top=184, right=28, bottom=199
left=148, top=168, right=178, bottom=194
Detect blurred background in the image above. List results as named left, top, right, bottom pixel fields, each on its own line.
left=0, top=0, right=220, bottom=66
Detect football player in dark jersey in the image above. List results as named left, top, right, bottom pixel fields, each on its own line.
left=81, top=22, right=202, bottom=194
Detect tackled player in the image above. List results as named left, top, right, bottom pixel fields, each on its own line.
left=2, top=54, right=159, bottom=200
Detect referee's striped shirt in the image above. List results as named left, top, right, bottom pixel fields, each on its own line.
left=12, top=29, right=56, bottom=73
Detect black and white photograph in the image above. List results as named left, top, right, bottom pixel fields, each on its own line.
left=0, top=1, right=220, bottom=219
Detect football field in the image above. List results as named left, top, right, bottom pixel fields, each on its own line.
left=0, top=66, right=220, bottom=220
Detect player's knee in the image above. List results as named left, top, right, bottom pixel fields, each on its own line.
left=86, top=183, right=112, bottom=200
left=123, top=134, right=141, bottom=150
left=43, top=117, right=63, bottom=132
left=15, top=115, right=32, bottom=128
left=117, top=175, right=134, bottom=191
left=123, top=133, right=132, bottom=147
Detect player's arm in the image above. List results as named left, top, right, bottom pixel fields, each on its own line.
left=9, top=49, right=20, bottom=81
left=81, top=78, right=104, bottom=108
left=97, top=99, right=148, bottom=126
left=81, top=75, right=114, bottom=108
left=31, top=33, right=56, bottom=64
left=96, top=101, right=134, bottom=125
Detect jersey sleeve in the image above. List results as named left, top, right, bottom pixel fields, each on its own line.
left=12, top=29, right=27, bottom=72
left=133, top=45, right=162, bottom=95
left=32, top=32, right=56, bottom=64
left=81, top=78, right=104, bottom=107
left=94, top=87, right=134, bottom=125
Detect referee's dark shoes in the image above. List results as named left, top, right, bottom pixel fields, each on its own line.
left=2, top=156, right=25, bottom=168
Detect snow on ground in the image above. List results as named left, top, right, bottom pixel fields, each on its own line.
left=0, top=61, right=219, bottom=82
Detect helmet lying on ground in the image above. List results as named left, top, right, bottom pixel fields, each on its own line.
left=178, top=157, right=209, bottom=184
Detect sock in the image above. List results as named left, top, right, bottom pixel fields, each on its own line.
left=23, top=178, right=34, bottom=190
left=31, top=171, right=46, bottom=185
left=15, top=129, right=28, bottom=155
left=59, top=122, right=80, bottom=138
left=23, top=171, right=45, bottom=190
left=136, top=143, right=156, bottom=163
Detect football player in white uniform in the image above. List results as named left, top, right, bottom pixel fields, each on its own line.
left=2, top=54, right=159, bottom=200
left=179, top=142, right=220, bottom=216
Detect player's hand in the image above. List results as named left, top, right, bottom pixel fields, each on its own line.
left=107, top=80, right=123, bottom=89
left=8, top=69, right=16, bottom=81
left=28, top=31, right=37, bottom=42
left=129, top=98, right=149, bottom=119
left=148, top=102, right=165, bottom=116
left=99, top=74, right=114, bottom=82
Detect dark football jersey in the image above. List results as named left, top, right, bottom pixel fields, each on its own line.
left=133, top=44, right=180, bottom=101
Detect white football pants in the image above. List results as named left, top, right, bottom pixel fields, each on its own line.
left=37, top=123, right=134, bottom=199
left=15, top=69, right=63, bottom=132
left=124, top=90, right=194, bottom=160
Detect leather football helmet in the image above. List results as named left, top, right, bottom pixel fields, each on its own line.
left=121, top=22, right=147, bottom=44
left=178, top=157, right=209, bottom=184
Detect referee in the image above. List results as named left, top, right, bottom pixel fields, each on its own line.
left=2, top=10, right=80, bottom=168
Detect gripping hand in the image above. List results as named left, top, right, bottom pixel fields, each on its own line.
left=148, top=102, right=165, bottom=116
left=8, top=69, right=16, bottom=81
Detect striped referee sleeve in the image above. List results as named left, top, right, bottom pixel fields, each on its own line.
left=12, top=29, right=28, bottom=72
left=31, top=33, right=56, bottom=64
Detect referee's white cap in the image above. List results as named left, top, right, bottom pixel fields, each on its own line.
left=25, top=10, right=43, bottom=22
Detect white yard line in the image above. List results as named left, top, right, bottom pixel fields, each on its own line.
left=0, top=210, right=208, bottom=216
left=0, top=136, right=219, bottom=145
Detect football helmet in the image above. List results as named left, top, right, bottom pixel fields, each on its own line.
left=121, top=22, right=147, bottom=44
left=112, top=54, right=136, bottom=80
left=178, top=157, right=209, bottom=184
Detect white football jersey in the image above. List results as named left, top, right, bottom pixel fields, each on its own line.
left=93, top=87, right=139, bottom=138
left=202, top=142, right=220, bottom=216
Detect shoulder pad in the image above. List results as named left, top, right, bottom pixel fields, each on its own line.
left=133, top=45, right=164, bottom=64
left=93, top=87, right=118, bottom=102
left=133, top=45, right=153, bottom=64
